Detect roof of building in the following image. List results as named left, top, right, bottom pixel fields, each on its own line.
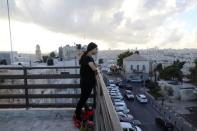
left=124, top=53, right=148, bottom=61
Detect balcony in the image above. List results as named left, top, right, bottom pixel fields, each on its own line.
left=0, top=66, right=122, bottom=131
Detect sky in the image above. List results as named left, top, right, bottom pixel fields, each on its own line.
left=0, top=0, right=197, bottom=53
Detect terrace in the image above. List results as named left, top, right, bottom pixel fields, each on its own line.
left=0, top=66, right=122, bottom=131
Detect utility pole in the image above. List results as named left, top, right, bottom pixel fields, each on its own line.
left=7, top=0, right=14, bottom=64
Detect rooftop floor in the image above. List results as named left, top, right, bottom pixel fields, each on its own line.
left=0, top=108, right=78, bottom=131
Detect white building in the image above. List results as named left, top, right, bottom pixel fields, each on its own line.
left=158, top=80, right=197, bottom=101
left=0, top=51, right=18, bottom=65
left=62, top=45, right=78, bottom=60
left=123, top=53, right=150, bottom=74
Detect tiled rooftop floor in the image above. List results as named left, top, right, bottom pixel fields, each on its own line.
left=0, top=109, right=78, bottom=131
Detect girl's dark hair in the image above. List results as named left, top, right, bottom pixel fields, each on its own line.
left=79, top=42, right=97, bottom=65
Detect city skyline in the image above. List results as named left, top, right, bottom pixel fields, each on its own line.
left=0, top=0, right=197, bottom=53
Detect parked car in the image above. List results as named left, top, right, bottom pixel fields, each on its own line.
left=136, top=94, right=148, bottom=103
left=115, top=106, right=130, bottom=114
left=114, top=102, right=127, bottom=107
left=111, top=95, right=123, bottom=100
left=130, top=120, right=142, bottom=126
left=109, top=88, right=120, bottom=92
left=109, top=83, right=116, bottom=87
left=107, top=86, right=119, bottom=91
left=124, top=90, right=135, bottom=100
left=121, top=122, right=136, bottom=131
left=155, top=117, right=174, bottom=131
left=121, top=122, right=142, bottom=131
left=124, top=84, right=133, bottom=90
left=112, top=98, right=124, bottom=103
left=109, top=79, right=115, bottom=84
left=109, top=92, right=120, bottom=95
left=118, top=82, right=127, bottom=88
left=117, top=112, right=134, bottom=119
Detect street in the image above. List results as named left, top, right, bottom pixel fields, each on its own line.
left=120, top=84, right=162, bottom=131
left=103, top=73, right=163, bottom=131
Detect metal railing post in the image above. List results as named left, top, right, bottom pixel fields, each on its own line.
left=23, top=67, right=29, bottom=109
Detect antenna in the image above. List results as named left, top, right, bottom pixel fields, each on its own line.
left=7, top=0, right=14, bottom=64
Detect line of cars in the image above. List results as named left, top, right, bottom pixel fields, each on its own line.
left=107, top=80, right=142, bottom=131
left=108, top=80, right=175, bottom=131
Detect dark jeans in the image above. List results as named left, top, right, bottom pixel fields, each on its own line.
left=75, top=80, right=95, bottom=120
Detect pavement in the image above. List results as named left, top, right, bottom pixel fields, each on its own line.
left=0, top=109, right=78, bottom=131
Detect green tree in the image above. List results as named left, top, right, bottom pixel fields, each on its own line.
left=155, top=63, right=163, bottom=73
left=117, top=50, right=133, bottom=67
left=50, top=52, right=56, bottom=58
left=160, top=60, right=185, bottom=81
left=188, top=59, right=197, bottom=86
left=98, top=58, right=104, bottom=64
left=42, top=56, right=49, bottom=63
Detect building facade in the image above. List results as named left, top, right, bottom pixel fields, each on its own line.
left=123, top=53, right=150, bottom=74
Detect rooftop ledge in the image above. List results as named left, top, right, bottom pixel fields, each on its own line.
left=0, top=108, right=78, bottom=131
left=0, top=66, right=122, bottom=131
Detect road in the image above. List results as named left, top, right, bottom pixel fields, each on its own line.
left=103, top=73, right=163, bottom=131
left=120, top=84, right=162, bottom=131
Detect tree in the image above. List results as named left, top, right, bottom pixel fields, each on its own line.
left=155, top=63, right=163, bottom=73
left=42, top=56, right=49, bottom=63
left=188, top=59, right=197, bottom=86
left=47, top=57, right=54, bottom=66
left=0, top=59, right=7, bottom=65
left=160, top=60, right=185, bottom=81
left=50, top=52, right=56, bottom=58
left=117, top=50, right=133, bottom=67
left=98, top=58, right=104, bottom=64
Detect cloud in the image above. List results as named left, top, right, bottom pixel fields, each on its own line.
left=0, top=0, right=197, bottom=49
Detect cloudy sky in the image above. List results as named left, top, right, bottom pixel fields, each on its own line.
left=0, top=0, right=197, bottom=53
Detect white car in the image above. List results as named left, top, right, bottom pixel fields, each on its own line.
left=117, top=112, right=134, bottom=119
left=114, top=102, right=127, bottom=107
left=136, top=94, right=148, bottom=103
left=115, top=106, right=130, bottom=114
left=111, top=95, right=123, bottom=100
left=109, top=80, right=114, bottom=84
left=112, top=98, right=124, bottom=103
left=121, top=122, right=142, bottom=131
left=109, top=90, right=120, bottom=94
left=125, top=90, right=135, bottom=99
left=109, top=83, right=116, bottom=87
left=109, top=92, right=121, bottom=96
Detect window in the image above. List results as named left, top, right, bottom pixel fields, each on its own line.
left=137, top=65, right=139, bottom=71
left=130, top=65, right=133, bottom=70
left=142, top=65, right=146, bottom=71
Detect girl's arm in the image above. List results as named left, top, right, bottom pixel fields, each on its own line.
left=88, top=62, right=97, bottom=71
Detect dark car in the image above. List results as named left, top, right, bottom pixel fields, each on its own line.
left=117, top=82, right=127, bottom=88
left=124, top=84, right=133, bottom=90
left=155, top=117, right=174, bottom=131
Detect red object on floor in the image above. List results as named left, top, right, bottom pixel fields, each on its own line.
left=73, top=114, right=81, bottom=129
left=81, top=110, right=94, bottom=120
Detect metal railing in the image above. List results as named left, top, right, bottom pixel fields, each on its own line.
left=0, top=66, right=94, bottom=108
left=0, top=66, right=122, bottom=131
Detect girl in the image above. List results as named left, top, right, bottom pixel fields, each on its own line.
left=74, top=42, right=98, bottom=127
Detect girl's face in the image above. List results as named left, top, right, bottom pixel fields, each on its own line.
left=91, top=47, right=98, bottom=55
